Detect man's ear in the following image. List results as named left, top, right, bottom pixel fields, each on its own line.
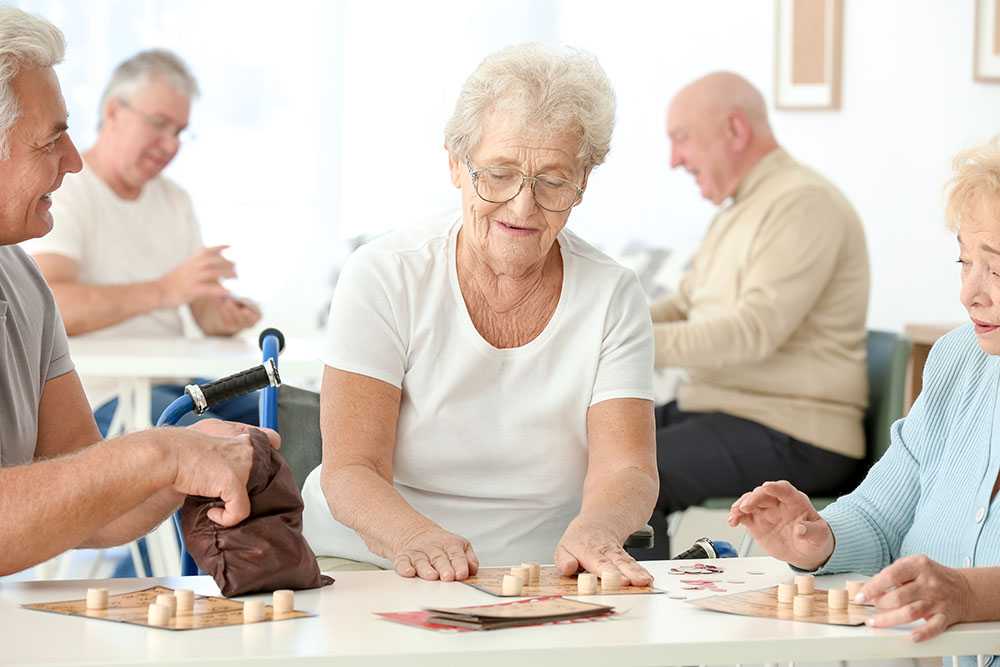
left=727, top=111, right=753, bottom=153
left=103, top=97, right=123, bottom=127
left=447, top=149, right=462, bottom=189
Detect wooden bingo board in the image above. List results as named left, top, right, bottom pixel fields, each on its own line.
left=22, top=586, right=313, bottom=631
left=464, top=566, right=662, bottom=597
left=689, top=586, right=875, bottom=626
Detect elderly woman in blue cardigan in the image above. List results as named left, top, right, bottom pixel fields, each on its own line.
left=730, top=141, right=1000, bottom=645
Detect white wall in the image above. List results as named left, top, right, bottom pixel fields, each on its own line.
left=21, top=1, right=1000, bottom=334
left=559, top=0, right=1000, bottom=331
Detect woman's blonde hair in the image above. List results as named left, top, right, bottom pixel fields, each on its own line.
left=946, top=138, right=1000, bottom=232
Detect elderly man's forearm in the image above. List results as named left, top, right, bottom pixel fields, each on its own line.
left=49, top=281, right=165, bottom=335
left=0, top=433, right=174, bottom=574
left=321, top=464, right=438, bottom=558
left=80, top=487, right=184, bottom=548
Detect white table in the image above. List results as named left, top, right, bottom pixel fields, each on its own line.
left=2, top=558, right=996, bottom=666
left=62, top=334, right=324, bottom=579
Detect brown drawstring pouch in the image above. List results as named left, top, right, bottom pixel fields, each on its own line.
left=179, top=430, right=334, bottom=597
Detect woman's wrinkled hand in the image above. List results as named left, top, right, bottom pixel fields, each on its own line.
left=554, top=517, right=652, bottom=587
left=859, top=555, right=974, bottom=642
left=390, top=525, right=479, bottom=582
left=727, top=480, right=834, bottom=571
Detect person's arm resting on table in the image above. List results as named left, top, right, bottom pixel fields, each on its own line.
left=654, top=190, right=846, bottom=368
left=33, top=247, right=234, bottom=336
left=555, top=397, right=658, bottom=586
left=318, top=366, right=479, bottom=582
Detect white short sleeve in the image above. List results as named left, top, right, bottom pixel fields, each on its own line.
left=591, top=272, right=655, bottom=405
left=323, top=246, right=408, bottom=387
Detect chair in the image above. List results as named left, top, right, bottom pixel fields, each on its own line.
left=695, top=330, right=912, bottom=555
left=276, top=385, right=655, bottom=549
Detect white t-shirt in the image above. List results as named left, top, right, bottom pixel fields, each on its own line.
left=301, top=215, right=654, bottom=567
left=23, top=165, right=202, bottom=405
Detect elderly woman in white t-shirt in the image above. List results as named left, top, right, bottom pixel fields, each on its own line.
left=301, top=44, right=658, bottom=584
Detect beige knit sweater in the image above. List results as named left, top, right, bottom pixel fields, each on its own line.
left=651, top=149, right=870, bottom=459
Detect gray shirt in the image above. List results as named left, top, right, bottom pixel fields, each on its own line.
left=0, top=244, right=73, bottom=466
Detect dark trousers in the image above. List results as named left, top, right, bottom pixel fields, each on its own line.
left=636, top=401, right=860, bottom=560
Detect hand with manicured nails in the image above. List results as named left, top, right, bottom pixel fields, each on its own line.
left=858, top=555, right=974, bottom=642
left=727, top=480, right=834, bottom=571
left=555, top=517, right=653, bottom=587
left=390, top=524, right=479, bottom=582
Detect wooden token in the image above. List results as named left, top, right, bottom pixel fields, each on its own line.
left=846, top=580, right=864, bottom=602
left=174, top=589, right=194, bottom=614
left=827, top=588, right=848, bottom=610
left=147, top=603, right=171, bottom=626
left=794, top=574, right=815, bottom=595
left=792, top=594, right=813, bottom=616
left=600, top=570, right=624, bottom=592
left=272, top=589, right=294, bottom=615
left=577, top=573, right=597, bottom=595
left=521, top=562, right=541, bottom=585
left=510, top=566, right=530, bottom=587
left=85, top=588, right=108, bottom=611
left=777, top=582, right=796, bottom=604
left=154, top=593, right=176, bottom=616
left=500, top=574, right=523, bottom=596
left=243, top=599, right=266, bottom=623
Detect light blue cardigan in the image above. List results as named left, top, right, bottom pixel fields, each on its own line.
left=817, top=324, right=998, bottom=663
left=820, top=324, right=999, bottom=574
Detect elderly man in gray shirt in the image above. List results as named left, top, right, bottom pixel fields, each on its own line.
left=0, top=7, right=278, bottom=576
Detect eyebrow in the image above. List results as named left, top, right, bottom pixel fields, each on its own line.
left=957, top=235, right=1000, bottom=255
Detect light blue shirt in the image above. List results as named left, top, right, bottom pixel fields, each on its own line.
left=818, top=324, right=998, bottom=662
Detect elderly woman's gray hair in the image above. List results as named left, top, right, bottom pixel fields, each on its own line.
left=97, top=49, right=200, bottom=125
left=444, top=43, right=616, bottom=169
left=0, top=7, right=64, bottom=159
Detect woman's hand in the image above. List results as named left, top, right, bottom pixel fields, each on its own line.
left=554, top=517, right=653, bottom=587
left=860, top=555, right=974, bottom=642
left=727, top=480, right=834, bottom=570
left=390, top=524, right=479, bottom=582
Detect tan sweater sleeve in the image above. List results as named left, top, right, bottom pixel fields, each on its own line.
left=653, top=188, right=849, bottom=368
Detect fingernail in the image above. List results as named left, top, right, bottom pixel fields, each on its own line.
left=854, top=592, right=866, bottom=604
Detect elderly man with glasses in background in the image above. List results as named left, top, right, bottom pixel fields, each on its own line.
left=26, top=49, right=262, bottom=437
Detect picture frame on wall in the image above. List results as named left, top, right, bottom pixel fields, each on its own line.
left=975, top=0, right=1000, bottom=82
left=774, top=0, right=843, bottom=110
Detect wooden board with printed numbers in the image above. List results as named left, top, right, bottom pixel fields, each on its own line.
left=22, top=586, right=314, bottom=631
left=463, top=566, right=663, bottom=597
left=689, top=586, right=875, bottom=626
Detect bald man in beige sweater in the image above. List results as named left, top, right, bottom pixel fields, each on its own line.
left=646, top=73, right=870, bottom=557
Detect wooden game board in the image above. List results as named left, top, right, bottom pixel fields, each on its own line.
left=688, top=586, right=875, bottom=626
left=22, top=586, right=314, bottom=631
left=463, top=566, right=662, bottom=597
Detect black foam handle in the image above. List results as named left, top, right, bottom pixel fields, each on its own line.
left=199, top=364, right=275, bottom=408
left=258, top=327, right=286, bottom=353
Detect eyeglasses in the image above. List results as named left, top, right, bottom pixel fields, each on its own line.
left=465, top=157, right=584, bottom=213
left=119, top=99, right=194, bottom=142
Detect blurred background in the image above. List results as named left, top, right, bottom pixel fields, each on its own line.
left=12, top=0, right=999, bottom=336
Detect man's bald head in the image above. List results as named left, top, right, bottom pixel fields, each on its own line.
left=666, top=72, right=779, bottom=204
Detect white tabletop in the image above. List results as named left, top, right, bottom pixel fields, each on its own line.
left=2, top=558, right=996, bottom=666
left=68, top=334, right=324, bottom=382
